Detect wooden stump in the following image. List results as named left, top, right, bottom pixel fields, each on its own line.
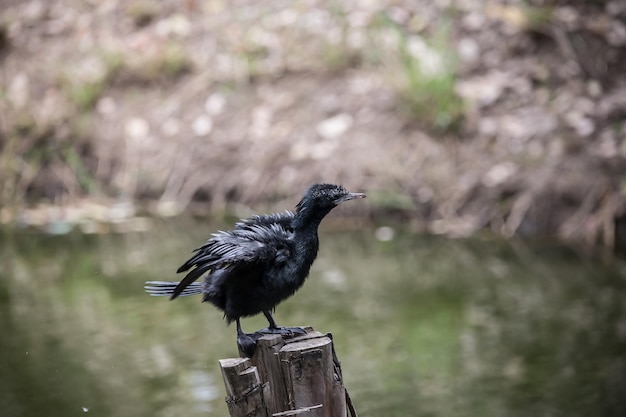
left=219, top=328, right=357, bottom=417
left=219, top=357, right=269, bottom=417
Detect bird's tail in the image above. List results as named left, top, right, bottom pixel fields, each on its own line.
left=144, top=281, right=203, bottom=298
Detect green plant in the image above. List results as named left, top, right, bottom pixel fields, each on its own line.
left=321, top=3, right=356, bottom=72
left=126, top=43, right=191, bottom=83
left=372, top=13, right=465, bottom=133
left=157, top=44, right=191, bottom=78
left=126, top=1, right=158, bottom=28
left=63, top=141, right=97, bottom=194
left=62, top=51, right=123, bottom=111
left=399, top=27, right=464, bottom=131
left=67, top=81, right=106, bottom=111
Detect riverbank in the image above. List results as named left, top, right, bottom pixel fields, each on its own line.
left=2, top=1, right=625, bottom=249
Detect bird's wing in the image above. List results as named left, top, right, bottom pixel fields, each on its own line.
left=235, top=210, right=295, bottom=231
left=171, top=222, right=294, bottom=299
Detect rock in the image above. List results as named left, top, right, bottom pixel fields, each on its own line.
left=125, top=117, right=150, bottom=140
left=457, top=37, right=480, bottom=63
left=565, top=113, right=595, bottom=137
left=97, top=97, right=116, bottom=115
left=204, top=93, right=226, bottom=115
left=155, top=14, right=192, bottom=38
left=483, top=162, right=518, bottom=188
left=497, top=107, right=558, bottom=142
left=456, top=71, right=509, bottom=107
left=406, top=35, right=444, bottom=76
left=316, top=113, right=353, bottom=140
left=192, top=115, right=213, bottom=137
left=8, top=73, right=29, bottom=108
left=250, top=106, right=272, bottom=140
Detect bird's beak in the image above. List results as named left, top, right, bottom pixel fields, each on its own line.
left=338, top=192, right=366, bottom=203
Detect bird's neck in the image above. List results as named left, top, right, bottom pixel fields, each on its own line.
left=292, top=204, right=331, bottom=233
left=292, top=205, right=327, bottom=267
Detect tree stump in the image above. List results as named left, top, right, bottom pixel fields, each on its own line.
left=218, top=327, right=357, bottom=417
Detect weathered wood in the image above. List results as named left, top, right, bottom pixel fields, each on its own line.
left=279, top=334, right=333, bottom=417
left=328, top=334, right=355, bottom=417
left=219, top=358, right=268, bottom=417
left=219, top=328, right=356, bottom=417
left=251, top=334, right=289, bottom=415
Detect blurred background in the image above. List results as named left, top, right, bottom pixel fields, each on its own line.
left=1, top=0, right=626, bottom=416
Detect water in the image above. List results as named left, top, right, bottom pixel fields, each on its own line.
left=1, top=219, right=625, bottom=417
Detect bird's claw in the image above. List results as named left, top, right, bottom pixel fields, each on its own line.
left=237, top=327, right=308, bottom=357
left=237, top=333, right=261, bottom=357
left=259, top=326, right=307, bottom=337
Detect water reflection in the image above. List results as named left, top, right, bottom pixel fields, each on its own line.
left=1, top=222, right=625, bottom=417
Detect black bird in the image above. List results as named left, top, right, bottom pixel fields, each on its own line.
left=144, top=184, right=365, bottom=356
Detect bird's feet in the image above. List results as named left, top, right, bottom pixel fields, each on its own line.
left=237, top=327, right=307, bottom=357
left=258, top=326, right=307, bottom=337
left=237, top=332, right=264, bottom=358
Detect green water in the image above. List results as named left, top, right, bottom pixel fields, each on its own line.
left=1, top=219, right=625, bottom=417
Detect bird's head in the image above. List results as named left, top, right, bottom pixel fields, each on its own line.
left=296, top=184, right=366, bottom=214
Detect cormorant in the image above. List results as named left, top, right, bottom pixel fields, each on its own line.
left=144, top=183, right=365, bottom=356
